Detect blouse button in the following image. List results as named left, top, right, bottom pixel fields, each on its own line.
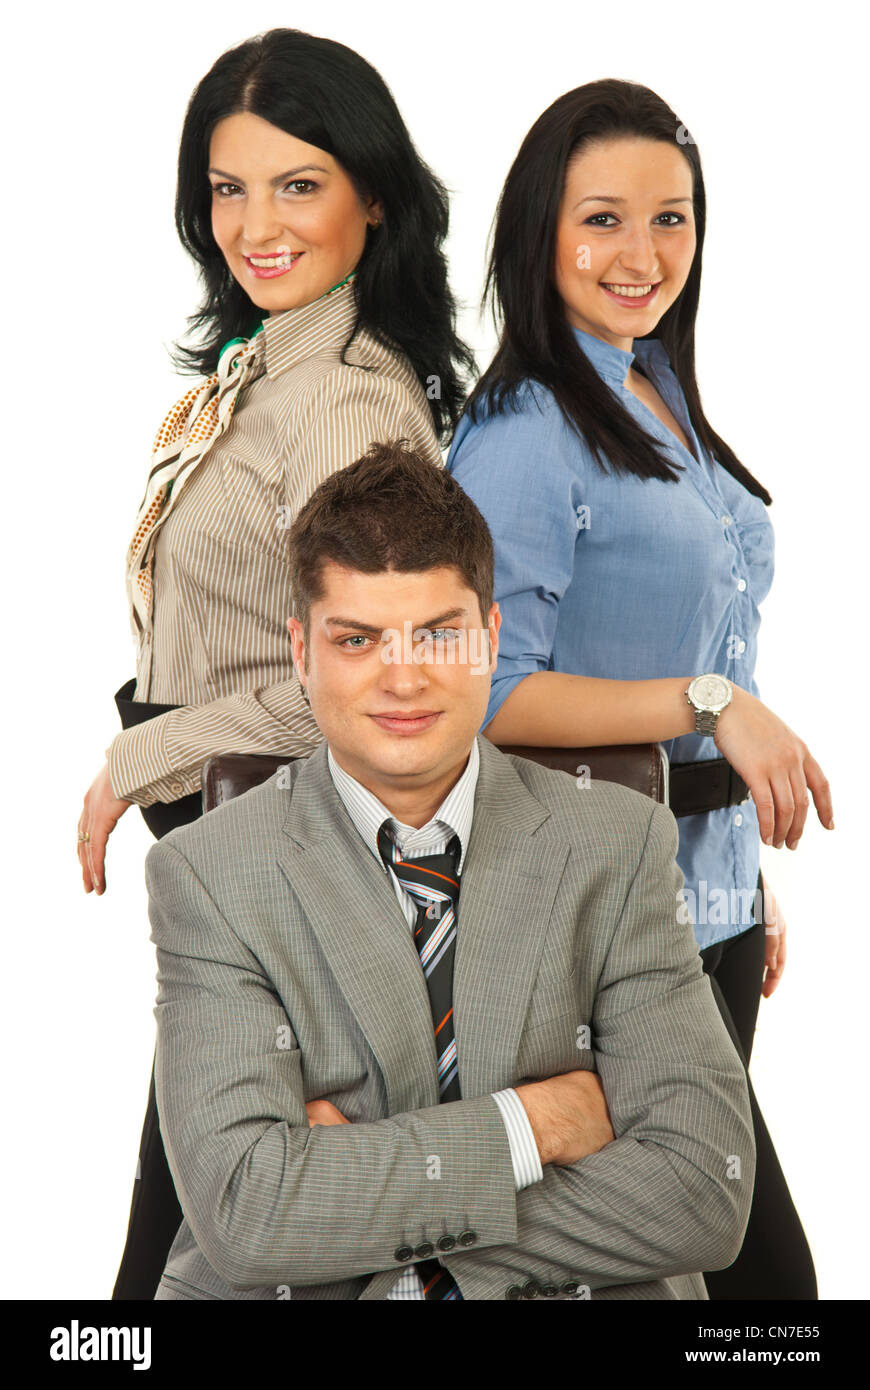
left=734, top=812, right=744, bottom=827
left=721, top=514, right=733, bottom=526
left=737, top=578, right=747, bottom=591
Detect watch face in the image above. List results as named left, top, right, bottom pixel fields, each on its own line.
left=691, top=675, right=730, bottom=709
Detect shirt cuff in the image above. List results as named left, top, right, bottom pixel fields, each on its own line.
left=106, top=720, right=194, bottom=806
left=491, top=1088, right=544, bottom=1190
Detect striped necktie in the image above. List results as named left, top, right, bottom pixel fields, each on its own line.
left=377, top=823, right=464, bottom=1300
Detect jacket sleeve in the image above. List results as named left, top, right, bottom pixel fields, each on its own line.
left=106, top=367, right=443, bottom=806
left=149, top=840, right=520, bottom=1291
left=444, top=803, right=756, bottom=1299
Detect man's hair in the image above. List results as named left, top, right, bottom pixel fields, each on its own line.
left=287, top=441, right=494, bottom=647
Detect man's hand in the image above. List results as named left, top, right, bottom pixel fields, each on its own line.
left=77, top=763, right=133, bottom=895
left=305, top=1074, right=616, bottom=1167
left=306, top=1099, right=351, bottom=1127
left=514, top=1068, right=615, bottom=1166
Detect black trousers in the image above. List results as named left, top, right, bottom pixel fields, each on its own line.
left=699, top=892, right=817, bottom=1299
left=111, top=680, right=201, bottom=1301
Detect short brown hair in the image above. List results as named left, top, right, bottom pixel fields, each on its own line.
left=287, top=440, right=494, bottom=643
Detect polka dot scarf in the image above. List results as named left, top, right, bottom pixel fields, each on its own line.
left=124, top=325, right=267, bottom=639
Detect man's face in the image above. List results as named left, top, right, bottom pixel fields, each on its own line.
left=287, top=562, right=501, bottom=801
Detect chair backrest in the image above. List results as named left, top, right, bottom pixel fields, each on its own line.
left=201, top=743, right=668, bottom=814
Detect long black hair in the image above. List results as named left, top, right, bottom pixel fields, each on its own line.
left=172, top=27, right=475, bottom=442
left=464, top=79, right=771, bottom=502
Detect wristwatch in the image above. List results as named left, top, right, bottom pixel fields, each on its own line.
left=685, top=673, right=733, bottom=737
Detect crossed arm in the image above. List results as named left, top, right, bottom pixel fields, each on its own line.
left=149, top=805, right=754, bottom=1293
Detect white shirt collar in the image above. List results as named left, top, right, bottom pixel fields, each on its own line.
left=327, top=735, right=480, bottom=875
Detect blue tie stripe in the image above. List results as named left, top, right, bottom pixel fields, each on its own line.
left=438, top=1039, right=459, bottom=1094
left=405, top=881, right=450, bottom=910
left=418, top=910, right=455, bottom=974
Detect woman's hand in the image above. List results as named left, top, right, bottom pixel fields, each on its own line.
left=306, top=1099, right=351, bottom=1127
left=759, top=873, right=786, bottom=998
left=713, top=686, right=833, bottom=850
left=77, top=764, right=133, bottom=895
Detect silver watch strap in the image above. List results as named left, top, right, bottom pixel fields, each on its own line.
left=695, top=708, right=721, bottom=737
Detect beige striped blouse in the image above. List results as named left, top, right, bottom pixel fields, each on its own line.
left=106, top=279, right=445, bottom=807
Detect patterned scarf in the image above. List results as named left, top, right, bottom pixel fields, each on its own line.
left=124, top=323, right=267, bottom=639
left=125, top=268, right=359, bottom=640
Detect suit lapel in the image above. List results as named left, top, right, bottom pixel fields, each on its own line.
left=451, top=745, right=571, bottom=1096
left=276, top=741, right=440, bottom=1116
left=275, top=736, right=571, bottom=1111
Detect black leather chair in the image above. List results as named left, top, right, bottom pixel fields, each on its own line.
left=201, top=743, right=669, bottom=814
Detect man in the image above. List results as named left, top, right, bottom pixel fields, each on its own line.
left=148, top=442, right=754, bottom=1300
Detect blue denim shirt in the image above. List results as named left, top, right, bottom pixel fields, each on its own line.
left=446, top=325, right=775, bottom=948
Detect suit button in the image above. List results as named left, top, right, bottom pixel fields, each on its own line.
left=437, top=1234, right=456, bottom=1252
left=506, top=1285, right=524, bottom=1299
left=561, top=1279, right=579, bottom=1294
left=522, top=1280, right=540, bottom=1299
left=394, top=1245, right=414, bottom=1262
left=542, top=1284, right=559, bottom=1298
left=457, top=1229, right=477, bottom=1247
left=414, top=1242, right=435, bottom=1258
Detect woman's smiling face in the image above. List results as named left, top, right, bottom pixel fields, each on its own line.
left=553, top=135, right=697, bottom=351
left=208, top=111, right=382, bottom=312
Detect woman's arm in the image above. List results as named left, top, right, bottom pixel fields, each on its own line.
left=451, top=405, right=700, bottom=748
left=758, top=872, right=786, bottom=998
left=483, top=670, right=695, bottom=745
left=76, top=678, right=321, bottom=897
left=484, top=669, right=833, bottom=851
left=82, top=360, right=442, bottom=892
left=447, top=402, right=833, bottom=852
left=105, top=677, right=321, bottom=806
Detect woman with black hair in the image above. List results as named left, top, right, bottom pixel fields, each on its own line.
left=447, top=79, right=831, bottom=1299
left=75, top=27, right=474, bottom=1300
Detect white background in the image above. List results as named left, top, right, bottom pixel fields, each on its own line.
left=3, top=0, right=865, bottom=1299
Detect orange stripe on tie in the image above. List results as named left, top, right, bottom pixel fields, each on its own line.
left=397, top=859, right=458, bottom=888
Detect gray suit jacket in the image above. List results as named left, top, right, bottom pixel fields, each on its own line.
left=148, top=734, right=754, bottom=1300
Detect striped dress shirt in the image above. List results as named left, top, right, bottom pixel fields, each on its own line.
left=106, top=278, right=444, bottom=805
left=326, top=734, right=544, bottom=1298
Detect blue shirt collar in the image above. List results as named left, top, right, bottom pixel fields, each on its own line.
left=570, top=323, right=670, bottom=386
